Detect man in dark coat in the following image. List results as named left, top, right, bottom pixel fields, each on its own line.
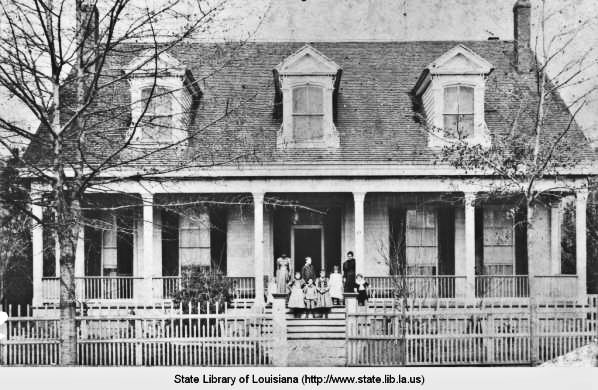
left=301, top=257, right=316, bottom=283
left=342, top=251, right=356, bottom=292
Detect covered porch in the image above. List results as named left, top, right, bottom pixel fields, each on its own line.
left=31, top=176, right=590, bottom=306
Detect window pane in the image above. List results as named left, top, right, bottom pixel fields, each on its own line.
left=443, top=114, right=458, bottom=134
left=293, top=87, right=307, bottom=113
left=307, top=87, right=323, bottom=114
left=180, top=228, right=201, bottom=247
left=443, top=86, right=459, bottom=113
left=459, top=86, right=474, bottom=113
left=458, top=114, right=474, bottom=138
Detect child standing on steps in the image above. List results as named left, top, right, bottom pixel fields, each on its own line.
left=287, top=272, right=305, bottom=318
left=329, top=265, right=343, bottom=305
left=303, top=278, right=318, bottom=318
left=315, top=270, right=332, bottom=318
left=354, top=274, right=369, bottom=306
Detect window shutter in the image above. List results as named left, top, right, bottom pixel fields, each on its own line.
left=389, top=208, right=406, bottom=275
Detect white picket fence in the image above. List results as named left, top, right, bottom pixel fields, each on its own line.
left=0, top=303, right=274, bottom=366
left=346, top=295, right=598, bottom=366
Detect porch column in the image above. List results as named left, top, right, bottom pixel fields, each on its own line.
left=464, top=192, right=476, bottom=299
left=550, top=201, right=561, bottom=275
left=74, top=226, right=85, bottom=278
left=142, top=193, right=154, bottom=304
left=575, top=189, right=588, bottom=300
left=31, top=203, right=43, bottom=306
left=353, top=192, right=366, bottom=275
left=253, top=192, right=265, bottom=305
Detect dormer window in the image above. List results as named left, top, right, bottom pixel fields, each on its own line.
left=292, top=85, right=324, bottom=141
left=413, top=44, right=493, bottom=147
left=126, top=50, right=200, bottom=145
left=274, top=45, right=342, bottom=148
left=443, top=85, right=474, bottom=139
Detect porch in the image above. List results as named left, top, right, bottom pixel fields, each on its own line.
left=29, top=181, right=590, bottom=306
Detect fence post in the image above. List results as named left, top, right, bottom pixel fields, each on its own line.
left=529, top=296, right=539, bottom=365
left=485, top=312, right=495, bottom=364
left=344, top=292, right=358, bottom=366
left=0, top=318, right=7, bottom=365
left=135, top=318, right=143, bottom=366
left=271, top=293, right=288, bottom=366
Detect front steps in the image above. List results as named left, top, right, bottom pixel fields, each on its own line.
left=285, top=306, right=346, bottom=366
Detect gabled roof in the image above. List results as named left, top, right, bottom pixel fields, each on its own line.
left=427, top=44, right=493, bottom=75
left=275, top=44, right=341, bottom=76
left=125, top=49, right=187, bottom=77
left=24, top=41, right=595, bottom=172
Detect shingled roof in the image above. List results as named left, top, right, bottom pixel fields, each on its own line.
left=25, top=40, right=595, bottom=173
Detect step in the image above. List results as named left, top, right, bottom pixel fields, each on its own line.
left=287, top=325, right=345, bottom=333
left=286, top=314, right=346, bottom=320
left=286, top=319, right=345, bottom=326
left=287, top=332, right=345, bottom=340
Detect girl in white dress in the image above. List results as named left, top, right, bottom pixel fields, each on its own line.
left=329, top=265, right=343, bottom=305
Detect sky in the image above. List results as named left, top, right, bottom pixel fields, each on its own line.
left=2, top=0, right=597, bottom=156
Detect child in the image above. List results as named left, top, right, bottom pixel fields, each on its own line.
left=329, top=265, right=343, bottom=305
left=303, top=278, right=318, bottom=318
left=315, top=270, right=333, bottom=318
left=354, top=274, right=369, bottom=306
left=266, top=276, right=276, bottom=304
left=287, top=272, right=305, bottom=317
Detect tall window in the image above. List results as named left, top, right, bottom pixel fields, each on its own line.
left=140, top=86, right=173, bottom=141
left=406, top=209, right=438, bottom=275
left=482, top=206, right=514, bottom=275
left=292, top=85, right=324, bottom=141
left=443, top=85, right=474, bottom=139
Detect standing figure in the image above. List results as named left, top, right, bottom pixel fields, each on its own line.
left=275, top=254, right=292, bottom=294
left=266, top=275, right=276, bottom=304
left=354, top=274, right=369, bottom=306
left=301, top=257, right=316, bottom=284
left=329, top=265, right=344, bottom=305
left=342, top=251, right=356, bottom=293
left=315, top=270, right=333, bottom=317
left=303, top=278, right=318, bottom=318
left=287, top=272, right=305, bottom=317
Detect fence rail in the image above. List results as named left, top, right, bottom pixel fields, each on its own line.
left=346, top=295, right=598, bottom=366
left=0, top=303, right=273, bottom=366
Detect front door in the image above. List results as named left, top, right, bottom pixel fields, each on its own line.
left=292, top=226, right=324, bottom=275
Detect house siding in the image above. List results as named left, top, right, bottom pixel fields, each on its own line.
left=528, top=203, right=551, bottom=276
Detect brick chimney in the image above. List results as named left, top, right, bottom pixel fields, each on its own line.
left=77, top=2, right=99, bottom=71
left=513, top=0, right=533, bottom=72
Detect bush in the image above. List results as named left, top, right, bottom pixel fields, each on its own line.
left=171, top=268, right=233, bottom=314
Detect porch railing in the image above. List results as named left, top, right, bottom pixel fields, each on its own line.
left=475, top=275, right=529, bottom=298
left=151, top=276, right=256, bottom=300
left=41, top=277, right=60, bottom=302
left=533, top=275, right=578, bottom=299
left=367, top=276, right=465, bottom=299
left=75, top=276, right=139, bottom=300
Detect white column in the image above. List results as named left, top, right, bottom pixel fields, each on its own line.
left=142, top=194, right=154, bottom=304
left=550, top=201, right=561, bottom=275
left=74, top=226, right=85, bottom=278
left=31, top=203, right=43, bottom=306
left=353, top=192, right=366, bottom=276
left=253, top=192, right=265, bottom=304
left=575, top=189, right=588, bottom=300
left=464, top=192, right=476, bottom=299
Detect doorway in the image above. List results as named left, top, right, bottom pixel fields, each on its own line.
left=292, top=225, right=324, bottom=275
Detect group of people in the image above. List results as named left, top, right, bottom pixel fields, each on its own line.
left=268, top=251, right=369, bottom=318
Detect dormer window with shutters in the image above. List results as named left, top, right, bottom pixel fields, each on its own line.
left=274, top=45, right=342, bottom=148
left=413, top=44, right=493, bottom=147
left=126, top=50, right=200, bottom=145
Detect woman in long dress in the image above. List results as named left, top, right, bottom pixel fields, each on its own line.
left=275, top=254, right=292, bottom=294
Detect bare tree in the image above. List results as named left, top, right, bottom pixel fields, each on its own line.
left=0, top=0, right=271, bottom=365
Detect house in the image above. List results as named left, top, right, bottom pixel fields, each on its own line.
left=24, top=0, right=595, bottom=309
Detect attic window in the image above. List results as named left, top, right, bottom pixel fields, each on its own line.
left=139, top=86, right=174, bottom=142
left=443, top=85, right=474, bottom=139
left=292, top=85, right=324, bottom=141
